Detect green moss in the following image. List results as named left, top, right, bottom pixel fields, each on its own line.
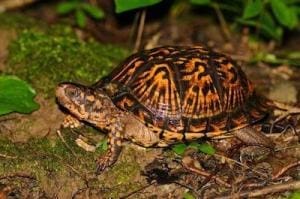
left=100, top=147, right=142, bottom=198
left=0, top=131, right=96, bottom=175
left=0, top=13, right=43, bottom=31
left=6, top=22, right=129, bottom=97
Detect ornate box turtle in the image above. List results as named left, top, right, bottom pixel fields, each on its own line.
left=56, top=46, right=277, bottom=173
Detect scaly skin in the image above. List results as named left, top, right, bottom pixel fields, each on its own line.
left=56, top=83, right=126, bottom=171
left=56, top=83, right=163, bottom=173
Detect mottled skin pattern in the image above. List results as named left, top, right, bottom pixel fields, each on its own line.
left=56, top=46, right=275, bottom=173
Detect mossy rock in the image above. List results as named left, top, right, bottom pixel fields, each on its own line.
left=6, top=28, right=128, bottom=97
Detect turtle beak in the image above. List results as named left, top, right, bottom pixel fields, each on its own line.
left=56, top=83, right=71, bottom=107
left=56, top=83, right=68, bottom=100
left=56, top=83, right=84, bottom=108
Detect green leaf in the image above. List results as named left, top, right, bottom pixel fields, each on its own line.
left=82, top=3, right=105, bottom=19
left=96, top=138, right=108, bottom=151
left=260, top=12, right=283, bottom=40
left=57, top=2, right=78, bottom=14
left=114, top=0, right=162, bottom=13
left=197, top=143, right=216, bottom=155
left=75, top=9, right=87, bottom=28
left=187, top=142, right=216, bottom=155
left=289, top=6, right=299, bottom=28
left=242, top=0, right=263, bottom=19
left=183, top=192, right=196, bottom=199
left=0, top=75, right=39, bottom=115
left=188, top=142, right=201, bottom=150
left=190, top=0, right=211, bottom=5
left=270, top=0, right=297, bottom=29
left=172, top=143, right=187, bottom=155
left=236, top=15, right=283, bottom=41
left=289, top=190, right=300, bottom=199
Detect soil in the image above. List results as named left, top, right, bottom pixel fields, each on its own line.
left=0, top=2, right=299, bottom=199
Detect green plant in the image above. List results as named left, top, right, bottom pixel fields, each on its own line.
left=114, top=0, right=162, bottom=13
left=96, top=138, right=108, bottom=151
left=172, top=141, right=216, bottom=156
left=289, top=190, right=300, bottom=199
left=0, top=75, right=39, bottom=116
left=114, top=0, right=300, bottom=41
left=190, top=0, right=300, bottom=41
left=183, top=191, right=196, bottom=199
left=57, top=0, right=105, bottom=28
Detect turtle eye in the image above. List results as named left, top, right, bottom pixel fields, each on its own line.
left=66, top=87, right=80, bottom=99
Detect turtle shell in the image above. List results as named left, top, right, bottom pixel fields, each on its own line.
left=96, top=46, right=270, bottom=142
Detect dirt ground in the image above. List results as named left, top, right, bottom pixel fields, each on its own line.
left=0, top=1, right=299, bottom=199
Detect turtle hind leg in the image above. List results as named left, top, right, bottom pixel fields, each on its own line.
left=96, top=120, right=124, bottom=174
left=233, top=126, right=274, bottom=148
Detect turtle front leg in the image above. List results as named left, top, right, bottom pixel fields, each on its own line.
left=96, top=120, right=124, bottom=174
left=62, top=115, right=83, bottom=128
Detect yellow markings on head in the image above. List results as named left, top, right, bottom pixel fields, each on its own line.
left=86, top=95, right=95, bottom=102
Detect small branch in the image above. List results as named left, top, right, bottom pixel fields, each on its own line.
left=214, top=154, right=269, bottom=179
left=214, top=180, right=300, bottom=199
left=211, top=3, right=230, bottom=41
left=0, top=153, right=17, bottom=159
left=56, top=130, right=77, bottom=157
left=133, top=9, right=146, bottom=52
left=120, top=181, right=156, bottom=199
left=0, top=172, right=36, bottom=180
left=75, top=137, right=96, bottom=152
left=182, top=156, right=231, bottom=188
left=0, top=0, right=37, bottom=12
left=272, top=161, right=300, bottom=180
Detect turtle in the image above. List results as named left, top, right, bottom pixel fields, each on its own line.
left=56, top=45, right=277, bottom=173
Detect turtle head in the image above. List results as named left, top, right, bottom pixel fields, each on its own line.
left=56, top=83, right=116, bottom=129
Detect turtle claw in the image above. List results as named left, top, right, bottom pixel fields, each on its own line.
left=95, top=155, right=111, bottom=174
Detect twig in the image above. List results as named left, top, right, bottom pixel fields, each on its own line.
left=214, top=154, right=269, bottom=179
left=0, top=0, right=37, bottom=12
left=0, top=116, right=17, bottom=122
left=214, top=180, right=300, bottom=199
left=75, top=138, right=96, bottom=152
left=133, top=9, right=146, bottom=52
left=272, top=161, right=300, bottom=180
left=174, top=181, right=201, bottom=198
left=72, top=187, right=88, bottom=199
left=0, top=153, right=17, bottom=159
left=120, top=181, right=156, bottom=199
left=275, top=144, right=300, bottom=152
left=52, top=153, right=88, bottom=184
left=0, top=172, right=36, bottom=180
left=211, top=3, right=230, bottom=41
left=182, top=156, right=231, bottom=188
left=56, top=130, right=77, bottom=157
